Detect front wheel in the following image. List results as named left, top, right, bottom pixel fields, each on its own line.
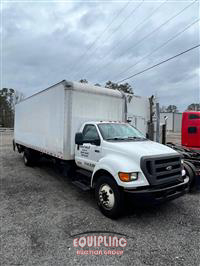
left=95, top=175, right=124, bottom=219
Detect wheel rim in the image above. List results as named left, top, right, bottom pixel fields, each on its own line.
left=99, top=183, right=115, bottom=210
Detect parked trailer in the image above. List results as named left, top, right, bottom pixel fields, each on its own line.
left=14, top=80, right=189, bottom=218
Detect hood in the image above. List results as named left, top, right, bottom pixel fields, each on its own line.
left=105, top=140, right=178, bottom=158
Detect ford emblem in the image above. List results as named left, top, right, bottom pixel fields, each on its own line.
left=166, top=166, right=172, bottom=171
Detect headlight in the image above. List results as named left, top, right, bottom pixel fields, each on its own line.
left=130, top=172, right=138, bottom=181
left=118, top=172, right=139, bottom=182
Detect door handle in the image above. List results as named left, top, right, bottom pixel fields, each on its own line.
left=95, top=150, right=100, bottom=153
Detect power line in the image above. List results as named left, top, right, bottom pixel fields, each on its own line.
left=83, top=0, right=168, bottom=77
left=68, top=0, right=131, bottom=77
left=74, top=0, right=144, bottom=79
left=99, top=0, right=144, bottom=45
left=99, top=0, right=197, bottom=82
left=116, top=44, right=200, bottom=83
left=113, top=18, right=200, bottom=80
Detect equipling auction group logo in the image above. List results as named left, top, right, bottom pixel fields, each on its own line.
left=72, top=231, right=128, bottom=256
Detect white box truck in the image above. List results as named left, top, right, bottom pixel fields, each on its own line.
left=14, top=80, right=189, bottom=218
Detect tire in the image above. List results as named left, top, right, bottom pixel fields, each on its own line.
left=95, top=175, right=124, bottom=219
left=184, top=161, right=196, bottom=191
left=23, top=149, right=38, bottom=167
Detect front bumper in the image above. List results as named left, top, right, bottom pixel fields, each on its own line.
left=124, top=176, right=189, bottom=204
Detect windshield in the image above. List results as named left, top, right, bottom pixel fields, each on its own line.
left=98, top=123, right=146, bottom=141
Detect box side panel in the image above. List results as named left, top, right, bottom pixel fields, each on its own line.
left=67, top=90, right=124, bottom=158
left=14, top=84, right=65, bottom=158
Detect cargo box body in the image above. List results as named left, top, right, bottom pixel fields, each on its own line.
left=14, top=80, right=124, bottom=160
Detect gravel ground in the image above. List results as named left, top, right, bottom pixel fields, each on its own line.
left=1, top=131, right=200, bottom=266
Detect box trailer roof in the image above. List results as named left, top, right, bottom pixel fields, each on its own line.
left=18, top=80, right=123, bottom=104
left=71, top=81, right=122, bottom=98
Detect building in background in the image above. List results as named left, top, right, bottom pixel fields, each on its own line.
left=160, top=112, right=182, bottom=133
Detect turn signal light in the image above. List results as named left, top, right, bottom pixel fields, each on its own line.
left=118, top=172, right=130, bottom=182
left=118, top=172, right=138, bottom=182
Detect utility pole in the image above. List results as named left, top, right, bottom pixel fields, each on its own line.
left=148, top=95, right=155, bottom=141
left=156, top=102, right=160, bottom=142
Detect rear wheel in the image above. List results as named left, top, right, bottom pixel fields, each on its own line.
left=23, top=149, right=39, bottom=167
left=95, top=175, right=124, bottom=219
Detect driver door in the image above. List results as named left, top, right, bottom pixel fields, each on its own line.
left=75, top=124, right=102, bottom=171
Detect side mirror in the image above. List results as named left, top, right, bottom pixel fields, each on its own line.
left=75, top=132, right=83, bottom=145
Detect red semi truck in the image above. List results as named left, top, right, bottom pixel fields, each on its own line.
left=182, top=111, right=200, bottom=152
left=167, top=111, right=200, bottom=191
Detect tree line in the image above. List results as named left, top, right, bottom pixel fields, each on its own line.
left=0, top=88, right=24, bottom=128
left=160, top=103, right=200, bottom=113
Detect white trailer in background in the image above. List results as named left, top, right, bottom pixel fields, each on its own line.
left=160, top=112, right=182, bottom=133
left=126, top=94, right=150, bottom=135
left=14, top=80, right=188, bottom=218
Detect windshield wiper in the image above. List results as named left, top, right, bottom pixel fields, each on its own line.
left=127, top=136, right=147, bottom=140
left=106, top=136, right=147, bottom=141
left=106, top=137, right=126, bottom=140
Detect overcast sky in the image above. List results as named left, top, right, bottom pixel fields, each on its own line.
left=1, top=0, right=200, bottom=111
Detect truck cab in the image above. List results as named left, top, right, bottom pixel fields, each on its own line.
left=182, top=111, right=200, bottom=151
left=75, top=121, right=189, bottom=218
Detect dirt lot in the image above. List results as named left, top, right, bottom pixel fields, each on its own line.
left=1, top=131, right=200, bottom=266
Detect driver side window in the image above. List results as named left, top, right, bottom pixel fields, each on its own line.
left=82, top=125, right=100, bottom=142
